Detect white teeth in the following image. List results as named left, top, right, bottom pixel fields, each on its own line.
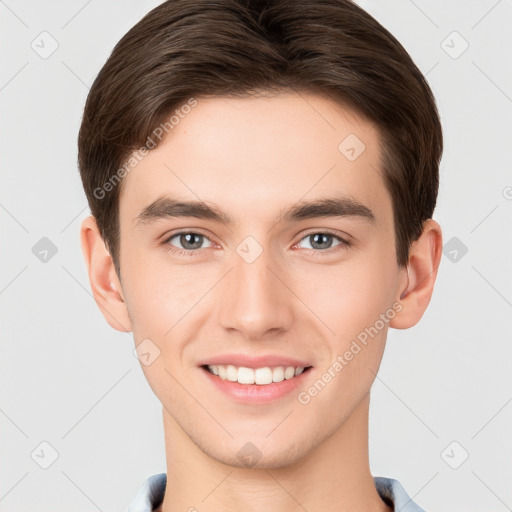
left=284, top=366, right=295, bottom=379
left=206, top=364, right=308, bottom=385
left=255, top=367, right=273, bottom=385
left=238, top=366, right=255, bottom=384
left=226, top=365, right=238, bottom=382
left=272, top=366, right=285, bottom=383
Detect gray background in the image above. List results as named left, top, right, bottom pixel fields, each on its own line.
left=1, top=1, right=511, bottom=511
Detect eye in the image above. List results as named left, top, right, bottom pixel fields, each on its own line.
left=164, top=232, right=213, bottom=253
left=162, top=230, right=350, bottom=256
left=295, top=231, right=350, bottom=251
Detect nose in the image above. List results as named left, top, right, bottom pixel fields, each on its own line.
left=217, top=243, right=294, bottom=341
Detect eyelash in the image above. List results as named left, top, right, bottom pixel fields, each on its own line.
left=162, top=230, right=351, bottom=256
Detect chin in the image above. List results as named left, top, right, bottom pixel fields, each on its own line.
left=198, top=432, right=318, bottom=470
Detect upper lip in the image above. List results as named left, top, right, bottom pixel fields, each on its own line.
left=198, top=353, right=313, bottom=369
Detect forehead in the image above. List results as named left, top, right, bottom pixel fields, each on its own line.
left=119, top=92, right=390, bottom=227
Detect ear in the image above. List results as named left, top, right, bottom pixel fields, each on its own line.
left=80, top=215, right=132, bottom=332
left=389, top=219, right=443, bottom=329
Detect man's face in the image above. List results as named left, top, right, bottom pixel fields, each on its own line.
left=116, top=91, right=406, bottom=467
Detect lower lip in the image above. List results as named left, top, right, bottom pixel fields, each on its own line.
left=200, top=366, right=312, bottom=404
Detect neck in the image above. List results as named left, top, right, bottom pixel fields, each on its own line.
left=158, top=393, right=391, bottom=512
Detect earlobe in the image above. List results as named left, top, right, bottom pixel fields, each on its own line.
left=80, top=215, right=132, bottom=333
left=390, top=219, right=443, bottom=329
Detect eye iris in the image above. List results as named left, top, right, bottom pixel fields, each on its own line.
left=175, top=233, right=339, bottom=251
left=310, top=233, right=333, bottom=250
left=181, top=233, right=203, bottom=250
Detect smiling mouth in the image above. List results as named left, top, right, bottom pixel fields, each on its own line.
left=201, top=364, right=313, bottom=386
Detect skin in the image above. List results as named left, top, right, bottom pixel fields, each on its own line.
left=81, top=91, right=442, bottom=512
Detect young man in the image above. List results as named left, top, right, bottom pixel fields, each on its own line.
left=78, top=1, right=443, bottom=510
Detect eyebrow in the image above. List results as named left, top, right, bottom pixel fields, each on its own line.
left=135, top=195, right=375, bottom=226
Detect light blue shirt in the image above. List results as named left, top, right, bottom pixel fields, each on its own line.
left=125, top=473, right=427, bottom=511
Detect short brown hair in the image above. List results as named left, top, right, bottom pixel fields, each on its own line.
left=78, top=0, right=442, bottom=276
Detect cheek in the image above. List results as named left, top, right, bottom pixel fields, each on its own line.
left=122, top=248, right=218, bottom=343
left=289, top=252, right=396, bottom=339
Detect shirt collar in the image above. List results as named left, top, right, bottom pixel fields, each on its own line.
left=126, top=473, right=427, bottom=512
